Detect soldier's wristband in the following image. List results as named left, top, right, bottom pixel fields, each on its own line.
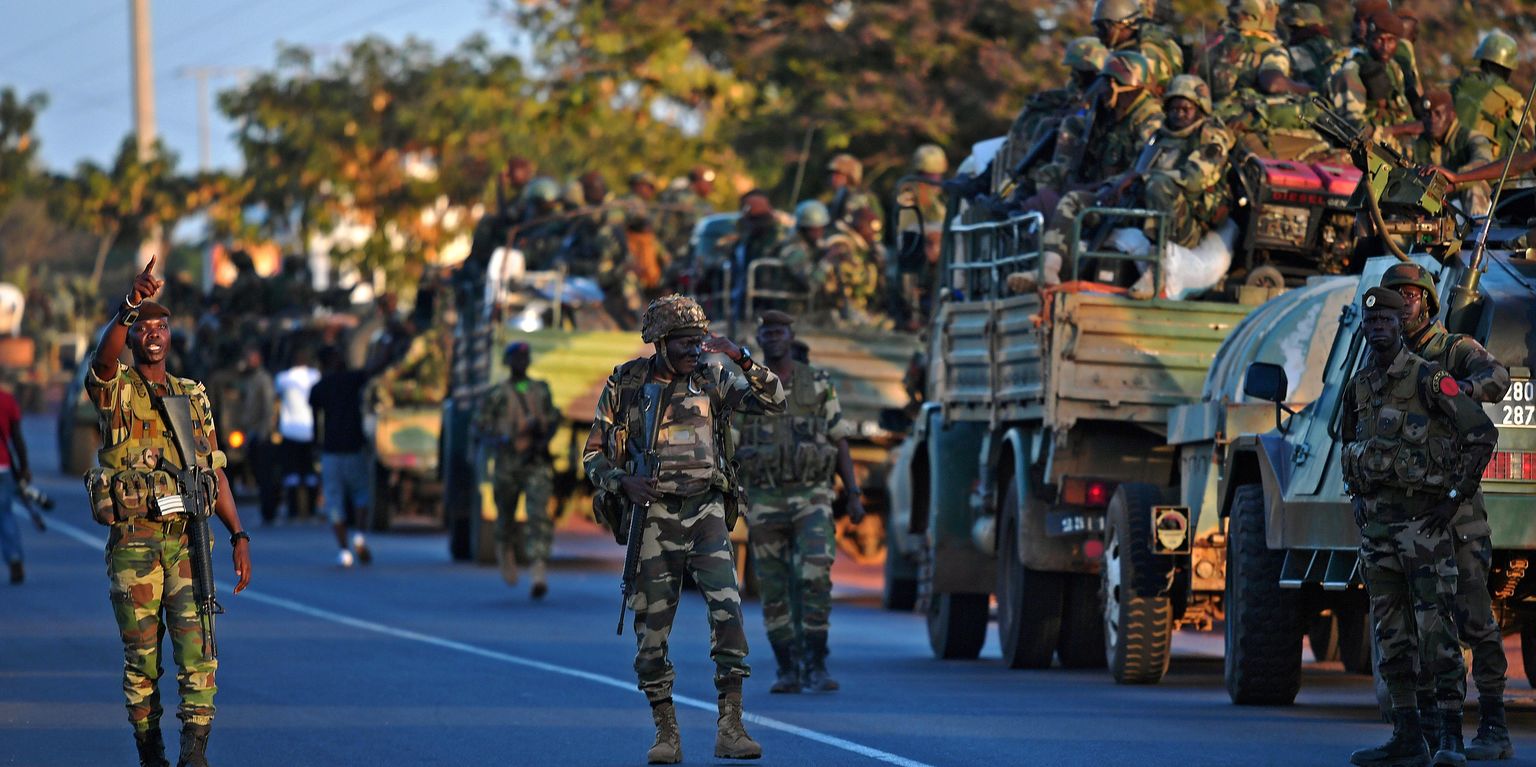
left=230, top=530, right=251, bottom=546
left=117, top=303, right=140, bottom=326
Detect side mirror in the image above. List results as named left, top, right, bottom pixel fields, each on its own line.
left=1243, top=362, right=1288, bottom=403
left=878, top=407, right=914, bottom=435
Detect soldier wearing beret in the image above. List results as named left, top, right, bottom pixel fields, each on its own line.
left=1342, top=287, right=1497, bottom=767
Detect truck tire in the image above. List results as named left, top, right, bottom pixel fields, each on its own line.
left=1059, top=573, right=1107, bottom=669
left=1337, top=600, right=1373, bottom=675
left=996, top=484, right=1064, bottom=669
left=1224, top=483, right=1302, bottom=705
left=883, top=551, right=918, bottom=612
left=927, top=592, right=989, bottom=660
left=1102, top=482, right=1174, bottom=684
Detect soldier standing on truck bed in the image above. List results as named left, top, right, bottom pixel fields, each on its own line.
left=735, top=311, right=866, bottom=695
left=1382, top=264, right=1515, bottom=761
left=1341, top=287, right=1497, bottom=767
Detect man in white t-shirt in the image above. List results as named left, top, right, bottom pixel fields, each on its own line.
left=274, top=347, right=322, bottom=521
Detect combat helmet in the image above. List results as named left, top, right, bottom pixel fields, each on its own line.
left=1101, top=50, right=1152, bottom=89
left=913, top=143, right=948, bottom=175
left=795, top=200, right=831, bottom=229
left=1282, top=2, right=1324, bottom=29
left=1093, top=0, right=1143, bottom=24
left=1062, top=36, right=1110, bottom=74
left=1380, top=263, right=1440, bottom=315
left=640, top=294, right=710, bottom=344
left=1228, top=0, right=1272, bottom=31
left=1165, top=74, right=1213, bottom=115
left=523, top=177, right=561, bottom=204
left=827, top=153, right=864, bottom=185
left=1474, top=30, right=1519, bottom=73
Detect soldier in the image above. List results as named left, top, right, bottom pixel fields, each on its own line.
left=474, top=341, right=561, bottom=597
left=1382, top=264, right=1514, bottom=761
left=469, top=156, right=537, bottom=270
left=1282, top=3, right=1338, bottom=92
left=371, top=325, right=449, bottom=409
left=818, top=209, right=885, bottom=326
left=1342, top=287, right=1497, bottom=767
left=997, top=36, right=1108, bottom=199
left=1201, top=0, right=1294, bottom=105
left=656, top=165, right=718, bottom=256
left=730, top=190, right=785, bottom=321
left=1408, top=91, right=1497, bottom=218
left=1329, top=10, right=1414, bottom=132
left=1126, top=75, right=1235, bottom=251
left=1091, top=0, right=1183, bottom=91
left=512, top=177, right=566, bottom=271
left=582, top=294, right=785, bottom=763
left=86, top=258, right=252, bottom=767
left=891, top=144, right=947, bottom=330
left=823, top=154, right=883, bottom=228
left=776, top=200, right=830, bottom=293
left=1451, top=30, right=1529, bottom=157
left=566, top=172, right=642, bottom=327
left=736, top=311, right=866, bottom=694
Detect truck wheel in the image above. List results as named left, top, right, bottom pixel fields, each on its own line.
left=1059, top=573, right=1107, bottom=669
left=1337, top=599, right=1373, bottom=675
left=1102, top=483, right=1174, bottom=683
left=927, top=592, right=989, bottom=660
left=1308, top=613, right=1340, bottom=663
left=996, top=483, right=1064, bottom=669
left=883, top=551, right=918, bottom=612
left=1224, top=483, right=1302, bottom=705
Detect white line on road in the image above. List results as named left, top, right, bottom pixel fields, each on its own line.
left=43, top=512, right=936, bottom=767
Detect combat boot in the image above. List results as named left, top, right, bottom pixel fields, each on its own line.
left=134, top=728, right=169, bottom=767
left=176, top=723, right=210, bottom=767
left=1350, top=707, right=1429, bottom=767
left=1466, top=695, right=1514, bottom=760
left=530, top=561, right=548, bottom=600
left=769, top=642, right=801, bottom=694
left=1433, top=708, right=1467, bottom=767
left=1421, top=703, right=1443, bottom=755
left=646, top=699, right=681, bottom=764
left=715, top=691, right=762, bottom=760
left=496, top=543, right=519, bottom=586
left=802, top=635, right=840, bottom=693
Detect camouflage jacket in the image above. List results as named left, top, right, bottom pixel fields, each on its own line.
left=374, top=328, right=449, bottom=408
left=1329, top=50, right=1413, bottom=130
left=997, top=86, right=1083, bottom=186
left=1038, top=91, right=1165, bottom=189
left=1204, top=28, right=1292, bottom=104
left=1131, top=23, right=1186, bottom=90
left=474, top=377, right=561, bottom=466
left=1404, top=120, right=1495, bottom=174
left=1452, top=68, right=1529, bottom=155
left=824, top=187, right=884, bottom=229
left=817, top=226, right=883, bottom=312
left=584, top=355, right=786, bottom=498
left=1340, top=344, right=1497, bottom=502
left=1288, top=35, right=1339, bottom=92
left=655, top=187, right=717, bottom=254
left=1139, top=118, right=1235, bottom=215
left=1408, top=321, right=1511, bottom=405
left=894, top=176, right=947, bottom=238
left=513, top=218, right=569, bottom=272
left=771, top=234, right=822, bottom=290
left=734, top=361, right=855, bottom=489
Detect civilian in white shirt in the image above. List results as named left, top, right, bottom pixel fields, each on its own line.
left=274, top=346, right=322, bottom=521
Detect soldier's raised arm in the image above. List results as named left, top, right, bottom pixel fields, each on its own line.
left=92, top=256, right=161, bottom=381
left=701, top=334, right=785, bottom=415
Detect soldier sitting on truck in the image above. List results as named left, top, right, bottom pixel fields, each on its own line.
left=1281, top=3, right=1337, bottom=93
left=1406, top=91, right=1496, bottom=217
left=1329, top=10, right=1414, bottom=135
left=1090, top=0, right=1182, bottom=92
left=1451, top=30, right=1529, bottom=158
left=1201, top=0, right=1294, bottom=107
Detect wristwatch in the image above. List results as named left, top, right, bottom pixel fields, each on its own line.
left=230, top=530, right=251, bottom=546
left=118, top=304, right=140, bottom=327
left=737, top=346, right=754, bottom=370
left=1447, top=488, right=1461, bottom=502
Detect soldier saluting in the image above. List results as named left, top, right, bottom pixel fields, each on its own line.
left=583, top=294, right=785, bottom=764
left=1342, top=287, right=1496, bottom=767
left=85, top=257, right=252, bottom=767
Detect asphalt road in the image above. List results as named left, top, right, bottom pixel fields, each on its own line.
left=8, top=413, right=1536, bottom=767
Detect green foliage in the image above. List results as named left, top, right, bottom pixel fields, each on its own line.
left=0, top=88, right=47, bottom=208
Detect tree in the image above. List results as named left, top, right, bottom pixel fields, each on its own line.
left=53, top=137, right=188, bottom=291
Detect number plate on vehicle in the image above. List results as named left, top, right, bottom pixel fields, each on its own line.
left=1045, top=510, right=1105, bottom=537
left=1488, top=379, right=1536, bottom=429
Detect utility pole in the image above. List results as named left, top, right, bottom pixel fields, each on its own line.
left=179, top=66, right=253, bottom=172
left=130, top=0, right=159, bottom=272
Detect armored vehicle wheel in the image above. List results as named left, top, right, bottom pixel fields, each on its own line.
left=1102, top=483, right=1174, bottom=684
left=883, top=551, right=918, bottom=611
left=927, top=592, right=989, bottom=660
left=1337, top=600, right=1373, bottom=675
left=1059, top=573, right=1107, bottom=669
left=997, top=484, right=1063, bottom=669
left=1308, top=613, right=1340, bottom=663
left=1224, top=483, right=1302, bottom=705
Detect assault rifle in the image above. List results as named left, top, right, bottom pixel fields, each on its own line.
left=158, top=394, right=225, bottom=660
left=616, top=382, right=668, bottom=636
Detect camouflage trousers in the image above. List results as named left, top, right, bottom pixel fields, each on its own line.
left=1417, top=495, right=1506, bottom=700
left=105, top=518, right=217, bottom=733
left=1359, top=510, right=1464, bottom=709
left=491, top=461, right=554, bottom=566
left=745, top=485, right=836, bottom=649
left=1143, top=174, right=1213, bottom=249
left=630, top=490, right=750, bottom=702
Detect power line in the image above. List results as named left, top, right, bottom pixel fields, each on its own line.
left=6, top=6, right=124, bottom=63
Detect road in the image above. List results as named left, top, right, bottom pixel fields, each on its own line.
left=6, top=412, right=1536, bottom=767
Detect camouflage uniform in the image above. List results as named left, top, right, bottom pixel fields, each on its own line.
left=816, top=226, right=884, bottom=325
left=1452, top=69, right=1529, bottom=157
left=1288, top=33, right=1339, bottom=92
left=1039, top=88, right=1164, bottom=255
left=583, top=348, right=786, bottom=703
left=564, top=208, right=642, bottom=326
left=1120, top=24, right=1184, bottom=92
left=655, top=186, right=716, bottom=257
left=372, top=327, right=449, bottom=407
left=1329, top=49, right=1414, bottom=132
left=1405, top=118, right=1496, bottom=217
left=474, top=377, right=561, bottom=567
left=736, top=361, right=855, bottom=666
left=1203, top=27, right=1292, bottom=106
left=1341, top=332, right=1498, bottom=715
left=85, top=363, right=226, bottom=736
left=1136, top=78, right=1235, bottom=248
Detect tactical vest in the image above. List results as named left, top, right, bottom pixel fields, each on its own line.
left=85, top=368, right=220, bottom=524
left=1342, top=355, right=1459, bottom=494
left=735, top=362, right=838, bottom=488
left=607, top=357, right=736, bottom=498
left=1453, top=70, right=1525, bottom=154
left=1209, top=30, right=1283, bottom=101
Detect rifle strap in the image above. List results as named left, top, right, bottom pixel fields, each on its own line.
left=130, top=368, right=201, bottom=472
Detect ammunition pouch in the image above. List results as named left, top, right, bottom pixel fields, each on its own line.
left=84, top=468, right=118, bottom=526
left=593, top=488, right=627, bottom=545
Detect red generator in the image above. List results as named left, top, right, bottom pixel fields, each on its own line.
left=1234, top=155, right=1362, bottom=285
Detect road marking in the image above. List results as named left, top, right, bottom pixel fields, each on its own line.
left=45, top=513, right=935, bottom=767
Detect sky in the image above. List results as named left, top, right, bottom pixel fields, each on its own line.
left=3, top=0, right=512, bottom=173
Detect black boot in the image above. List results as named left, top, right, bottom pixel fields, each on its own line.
left=1351, top=707, right=1430, bottom=767
left=769, top=642, right=801, bottom=694
left=802, top=634, right=840, bottom=693
left=1433, top=708, right=1467, bottom=767
left=135, top=728, right=170, bottom=767
left=1421, top=704, right=1443, bottom=756
left=1466, top=695, right=1514, bottom=760
left=176, top=723, right=210, bottom=767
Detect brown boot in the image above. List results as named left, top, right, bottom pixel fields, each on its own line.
left=715, top=691, right=762, bottom=759
left=646, top=700, right=681, bottom=764
left=497, top=544, right=519, bottom=586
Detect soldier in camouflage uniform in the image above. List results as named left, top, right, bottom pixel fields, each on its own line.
left=1342, top=287, right=1497, bottom=767
left=996, top=37, right=1108, bottom=199
left=1408, top=92, right=1497, bottom=218
left=737, top=311, right=866, bottom=694
left=1282, top=3, right=1337, bottom=92
left=1329, top=10, right=1414, bottom=133
left=583, top=295, right=785, bottom=763
left=775, top=200, right=830, bottom=297
left=565, top=171, right=643, bottom=328
left=823, top=154, right=883, bottom=229
left=86, top=259, right=253, bottom=767
left=891, top=144, right=948, bottom=330
left=656, top=165, right=718, bottom=257
left=1201, top=0, right=1293, bottom=106
left=1452, top=30, right=1530, bottom=158
left=511, top=178, right=567, bottom=271
left=371, top=326, right=449, bottom=408
left=1126, top=75, right=1235, bottom=251
left=474, top=341, right=561, bottom=598
left=1091, top=0, right=1183, bottom=92
left=1382, top=265, right=1515, bottom=761
left=818, top=210, right=886, bottom=327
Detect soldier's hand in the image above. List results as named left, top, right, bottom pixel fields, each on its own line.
left=1422, top=496, right=1459, bottom=537
left=845, top=491, right=867, bottom=525
left=619, top=474, right=661, bottom=506
left=701, top=334, right=743, bottom=362
left=231, top=538, right=252, bottom=593
left=129, top=255, right=163, bottom=305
